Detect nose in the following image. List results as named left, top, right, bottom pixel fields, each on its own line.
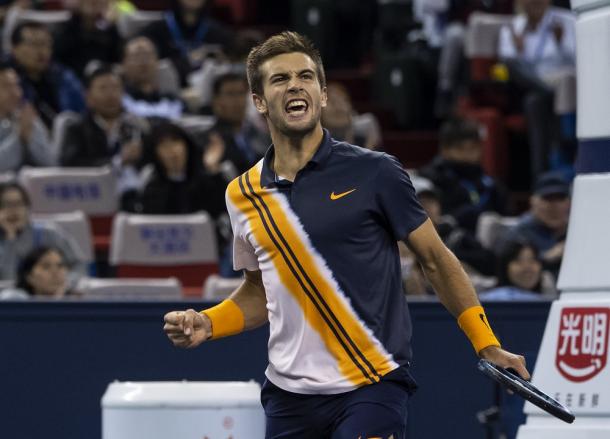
left=287, top=75, right=302, bottom=93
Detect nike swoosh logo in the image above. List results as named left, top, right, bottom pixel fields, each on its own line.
left=480, top=313, right=490, bottom=329
left=330, top=188, right=356, bottom=200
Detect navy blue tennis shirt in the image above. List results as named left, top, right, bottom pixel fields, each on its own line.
left=226, top=129, right=428, bottom=394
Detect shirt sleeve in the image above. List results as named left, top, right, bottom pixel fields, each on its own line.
left=375, top=154, right=428, bottom=241
left=225, top=188, right=259, bottom=271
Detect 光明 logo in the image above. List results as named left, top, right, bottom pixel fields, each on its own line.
left=555, top=307, right=609, bottom=382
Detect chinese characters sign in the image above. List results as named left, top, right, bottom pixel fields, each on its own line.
left=556, top=308, right=610, bottom=382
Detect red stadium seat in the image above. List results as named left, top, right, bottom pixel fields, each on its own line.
left=109, top=212, right=219, bottom=296
left=18, top=166, right=118, bottom=255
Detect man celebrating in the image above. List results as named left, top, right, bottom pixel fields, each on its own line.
left=164, top=32, right=529, bottom=438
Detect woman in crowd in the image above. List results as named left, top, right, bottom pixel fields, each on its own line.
left=0, top=246, right=74, bottom=299
left=127, top=121, right=225, bottom=216
left=0, top=182, right=86, bottom=283
left=480, top=239, right=556, bottom=300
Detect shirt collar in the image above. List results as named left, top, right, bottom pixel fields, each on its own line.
left=260, top=128, right=332, bottom=188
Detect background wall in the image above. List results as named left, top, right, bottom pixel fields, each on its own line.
left=0, top=299, right=550, bottom=438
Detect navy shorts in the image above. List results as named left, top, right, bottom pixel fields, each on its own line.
left=261, top=367, right=417, bottom=439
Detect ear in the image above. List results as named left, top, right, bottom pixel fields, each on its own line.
left=320, top=86, right=328, bottom=109
left=252, top=94, right=267, bottom=115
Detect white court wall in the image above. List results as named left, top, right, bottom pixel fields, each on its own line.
left=575, top=6, right=610, bottom=139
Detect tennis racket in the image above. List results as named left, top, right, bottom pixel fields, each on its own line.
left=477, top=359, right=575, bottom=424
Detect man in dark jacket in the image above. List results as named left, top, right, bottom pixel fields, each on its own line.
left=60, top=65, right=148, bottom=194
left=140, top=0, right=234, bottom=85
left=53, top=0, right=122, bottom=79
left=419, top=118, right=508, bottom=232
left=9, top=21, right=85, bottom=129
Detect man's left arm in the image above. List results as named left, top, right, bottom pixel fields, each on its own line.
left=404, top=218, right=531, bottom=379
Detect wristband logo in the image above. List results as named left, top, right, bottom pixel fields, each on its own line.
left=555, top=307, right=609, bottom=383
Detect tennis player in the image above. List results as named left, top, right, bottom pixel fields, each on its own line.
left=164, top=31, right=530, bottom=438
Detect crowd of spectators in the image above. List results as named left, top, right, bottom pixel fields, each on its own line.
left=0, top=0, right=577, bottom=300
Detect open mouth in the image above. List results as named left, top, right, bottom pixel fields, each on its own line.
left=285, top=99, right=309, bottom=117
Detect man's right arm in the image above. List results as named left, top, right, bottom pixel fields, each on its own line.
left=164, top=270, right=267, bottom=348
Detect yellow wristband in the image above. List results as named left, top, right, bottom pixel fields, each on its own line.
left=201, top=299, right=245, bottom=340
left=457, top=305, right=501, bottom=354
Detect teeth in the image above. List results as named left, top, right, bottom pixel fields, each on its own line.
left=286, top=99, right=307, bottom=111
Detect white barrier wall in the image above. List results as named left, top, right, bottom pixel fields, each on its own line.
left=517, top=2, right=610, bottom=436
left=102, top=381, right=265, bottom=439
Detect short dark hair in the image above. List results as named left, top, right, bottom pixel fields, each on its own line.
left=212, top=72, right=248, bottom=97
left=16, top=246, right=65, bottom=295
left=84, top=64, right=119, bottom=90
left=11, top=21, right=50, bottom=47
left=246, top=31, right=326, bottom=96
left=0, top=182, right=31, bottom=209
left=439, top=118, right=481, bottom=149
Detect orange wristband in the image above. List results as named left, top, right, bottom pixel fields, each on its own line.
left=201, top=299, right=245, bottom=339
left=457, top=305, right=501, bottom=354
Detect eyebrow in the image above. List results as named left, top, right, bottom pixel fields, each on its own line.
left=268, top=68, right=315, bottom=82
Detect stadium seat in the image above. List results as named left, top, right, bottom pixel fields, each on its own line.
left=465, top=12, right=513, bottom=82
left=18, top=166, right=118, bottom=254
left=475, top=211, right=520, bottom=250
left=116, top=10, right=164, bottom=39
left=202, top=274, right=244, bottom=300
left=76, top=277, right=182, bottom=300
left=52, top=111, right=80, bottom=163
left=2, top=8, right=70, bottom=53
left=176, top=115, right=217, bottom=139
left=32, top=210, right=94, bottom=265
left=109, top=212, right=219, bottom=296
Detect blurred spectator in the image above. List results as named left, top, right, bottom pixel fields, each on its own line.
left=502, top=171, right=570, bottom=277
left=419, top=118, right=508, bottom=232
left=128, top=122, right=225, bottom=216
left=414, top=176, right=496, bottom=276
left=0, top=246, right=76, bottom=299
left=0, top=182, right=86, bottom=285
left=140, top=0, right=234, bottom=85
left=107, top=0, right=136, bottom=22
left=321, top=82, right=381, bottom=150
left=8, top=21, right=85, bottom=129
left=60, top=65, right=148, bottom=194
left=121, top=36, right=184, bottom=120
left=188, top=29, right=262, bottom=112
left=498, top=0, right=576, bottom=178
left=203, top=72, right=266, bottom=178
left=54, top=0, right=122, bottom=79
left=413, top=0, right=513, bottom=117
left=0, top=61, right=54, bottom=171
left=479, top=239, right=556, bottom=300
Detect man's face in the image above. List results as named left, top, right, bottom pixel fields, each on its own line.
left=531, top=193, right=570, bottom=231
left=0, top=69, right=23, bottom=115
left=442, top=139, right=482, bottom=165
left=0, top=188, right=29, bottom=231
left=86, top=73, right=123, bottom=119
left=522, top=0, right=550, bottom=22
left=212, top=79, right=248, bottom=125
left=122, top=38, right=158, bottom=86
left=12, top=27, right=53, bottom=76
left=254, top=52, right=327, bottom=138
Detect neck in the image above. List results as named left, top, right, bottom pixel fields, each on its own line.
left=270, top=123, right=324, bottom=181
left=0, top=108, right=11, bottom=119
